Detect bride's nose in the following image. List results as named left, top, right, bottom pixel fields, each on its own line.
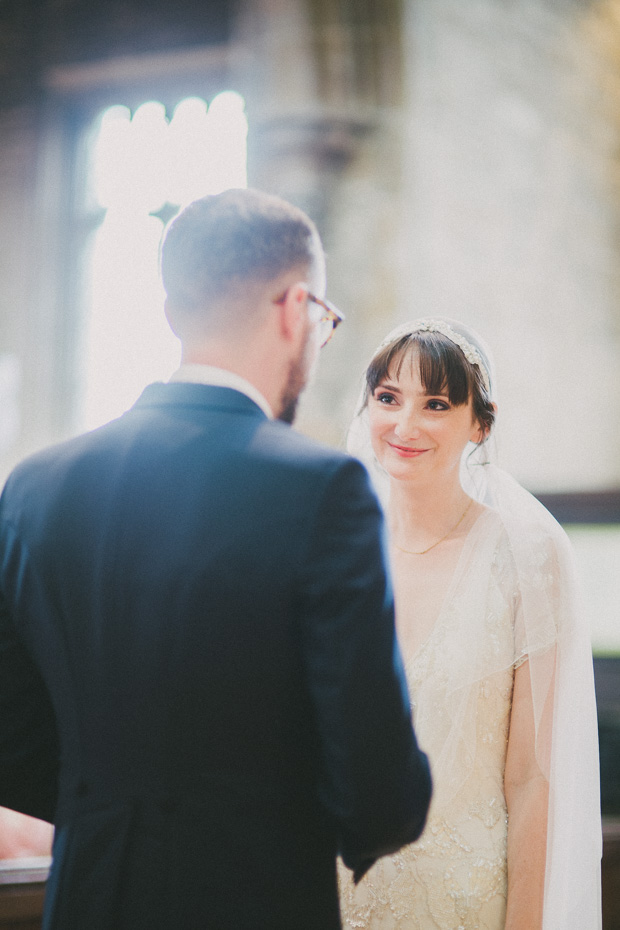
left=394, top=407, right=421, bottom=441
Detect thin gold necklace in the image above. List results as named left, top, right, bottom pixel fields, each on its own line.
left=394, top=497, right=474, bottom=556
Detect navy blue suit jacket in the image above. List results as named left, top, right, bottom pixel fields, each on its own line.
left=0, top=383, right=431, bottom=929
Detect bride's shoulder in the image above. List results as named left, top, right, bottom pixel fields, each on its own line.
left=483, top=498, right=574, bottom=597
left=481, top=468, right=570, bottom=551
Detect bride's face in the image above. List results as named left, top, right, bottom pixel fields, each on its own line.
left=368, top=355, right=483, bottom=484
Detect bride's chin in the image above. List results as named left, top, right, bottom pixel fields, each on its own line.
left=385, top=464, right=428, bottom=485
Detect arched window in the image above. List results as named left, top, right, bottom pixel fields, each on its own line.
left=78, top=92, right=247, bottom=431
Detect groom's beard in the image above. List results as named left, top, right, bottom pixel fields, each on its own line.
left=278, top=322, right=316, bottom=425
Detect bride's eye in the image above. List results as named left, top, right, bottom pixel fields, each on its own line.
left=375, top=391, right=397, bottom=405
left=426, top=399, right=450, bottom=411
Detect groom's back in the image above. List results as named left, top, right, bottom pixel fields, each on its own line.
left=3, top=387, right=349, bottom=928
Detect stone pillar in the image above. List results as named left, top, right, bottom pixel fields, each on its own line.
left=0, top=106, right=49, bottom=479
left=234, top=0, right=408, bottom=444
left=398, top=0, right=620, bottom=491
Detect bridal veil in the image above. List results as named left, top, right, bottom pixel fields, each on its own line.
left=347, top=319, right=602, bottom=930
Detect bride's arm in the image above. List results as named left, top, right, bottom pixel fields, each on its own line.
left=504, top=657, right=551, bottom=930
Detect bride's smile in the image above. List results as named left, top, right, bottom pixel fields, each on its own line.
left=387, top=443, right=430, bottom=457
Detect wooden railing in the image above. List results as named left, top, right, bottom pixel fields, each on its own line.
left=0, top=826, right=619, bottom=929
left=0, top=858, right=49, bottom=930
left=603, top=820, right=620, bottom=930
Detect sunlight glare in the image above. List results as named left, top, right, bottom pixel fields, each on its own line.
left=79, top=93, right=248, bottom=432
left=91, top=106, right=132, bottom=210
left=167, top=92, right=247, bottom=206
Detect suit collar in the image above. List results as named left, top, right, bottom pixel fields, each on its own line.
left=133, top=382, right=269, bottom=419
left=169, top=364, right=274, bottom=419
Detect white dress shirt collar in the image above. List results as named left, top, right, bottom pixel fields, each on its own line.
left=168, top=364, right=274, bottom=419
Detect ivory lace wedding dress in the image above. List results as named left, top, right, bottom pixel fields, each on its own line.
left=338, top=483, right=601, bottom=929
left=339, top=510, right=516, bottom=929
left=344, top=318, right=601, bottom=929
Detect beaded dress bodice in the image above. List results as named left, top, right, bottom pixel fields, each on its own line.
left=339, top=511, right=520, bottom=930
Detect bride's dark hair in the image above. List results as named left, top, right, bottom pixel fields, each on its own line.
left=363, top=331, right=495, bottom=440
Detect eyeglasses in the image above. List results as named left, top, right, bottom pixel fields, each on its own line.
left=306, top=293, right=345, bottom=347
left=274, top=286, right=345, bottom=348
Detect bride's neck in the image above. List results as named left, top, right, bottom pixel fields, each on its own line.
left=388, top=478, right=472, bottom=545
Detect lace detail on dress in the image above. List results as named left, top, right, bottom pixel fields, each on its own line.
left=339, top=514, right=518, bottom=930
left=338, top=665, right=512, bottom=929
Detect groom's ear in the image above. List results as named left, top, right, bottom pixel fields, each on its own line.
left=276, top=282, right=308, bottom=345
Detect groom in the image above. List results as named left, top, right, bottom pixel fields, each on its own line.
left=0, top=188, right=431, bottom=929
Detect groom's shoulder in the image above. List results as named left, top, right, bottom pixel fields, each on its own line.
left=252, top=421, right=381, bottom=513
left=252, top=422, right=375, bottom=513
left=257, top=418, right=352, bottom=472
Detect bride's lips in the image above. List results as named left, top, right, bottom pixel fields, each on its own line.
left=388, top=443, right=430, bottom=457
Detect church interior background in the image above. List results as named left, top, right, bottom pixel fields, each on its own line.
left=0, top=0, right=619, bottom=924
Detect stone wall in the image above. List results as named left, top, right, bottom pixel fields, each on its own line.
left=396, top=0, right=620, bottom=491
left=0, top=107, right=41, bottom=470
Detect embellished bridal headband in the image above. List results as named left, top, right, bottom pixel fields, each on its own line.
left=377, top=318, right=492, bottom=395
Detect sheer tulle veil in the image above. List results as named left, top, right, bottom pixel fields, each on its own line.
left=347, top=319, right=602, bottom=930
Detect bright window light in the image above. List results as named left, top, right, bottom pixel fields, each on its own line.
left=78, top=92, right=248, bottom=432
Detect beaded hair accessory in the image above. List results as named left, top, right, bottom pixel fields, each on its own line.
left=377, top=318, right=492, bottom=395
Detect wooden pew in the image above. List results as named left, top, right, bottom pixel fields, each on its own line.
left=0, top=859, right=49, bottom=930
left=0, top=824, right=618, bottom=929
left=604, top=820, right=620, bottom=930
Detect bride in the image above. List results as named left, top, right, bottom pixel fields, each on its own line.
left=339, top=319, right=601, bottom=930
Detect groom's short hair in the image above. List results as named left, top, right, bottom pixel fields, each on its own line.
left=161, top=188, right=322, bottom=314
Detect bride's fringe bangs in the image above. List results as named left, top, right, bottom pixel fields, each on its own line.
left=364, top=331, right=495, bottom=438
